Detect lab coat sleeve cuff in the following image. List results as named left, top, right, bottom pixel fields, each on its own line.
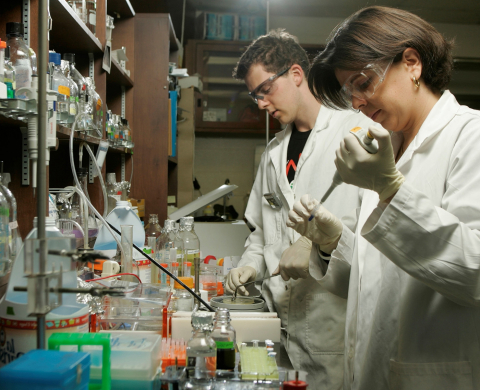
left=309, top=224, right=354, bottom=299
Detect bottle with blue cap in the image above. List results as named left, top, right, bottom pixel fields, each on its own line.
left=49, top=51, right=71, bottom=124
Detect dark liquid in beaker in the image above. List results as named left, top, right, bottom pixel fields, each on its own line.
left=217, top=348, right=236, bottom=370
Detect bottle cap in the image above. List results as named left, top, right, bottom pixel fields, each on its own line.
left=48, top=52, right=61, bottom=66
left=6, top=22, right=24, bottom=37
left=185, top=262, right=192, bottom=266
left=63, top=53, right=75, bottom=64
left=160, top=263, right=168, bottom=267
left=172, top=262, right=179, bottom=267
left=174, top=276, right=193, bottom=289
left=33, top=216, right=57, bottom=228
left=0, top=40, right=6, bottom=49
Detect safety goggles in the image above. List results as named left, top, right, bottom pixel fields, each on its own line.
left=341, top=59, right=393, bottom=102
left=248, top=66, right=291, bottom=104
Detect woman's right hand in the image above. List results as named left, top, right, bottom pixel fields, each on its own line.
left=287, top=194, right=343, bottom=254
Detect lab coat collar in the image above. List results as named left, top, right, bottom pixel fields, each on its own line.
left=268, top=105, right=331, bottom=204
left=395, top=90, right=459, bottom=169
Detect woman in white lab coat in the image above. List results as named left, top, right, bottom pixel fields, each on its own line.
left=285, top=6, right=480, bottom=390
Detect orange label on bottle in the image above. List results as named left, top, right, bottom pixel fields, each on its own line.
left=58, top=85, right=71, bottom=97
left=97, top=99, right=102, bottom=111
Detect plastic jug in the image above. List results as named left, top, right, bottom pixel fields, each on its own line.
left=0, top=217, right=89, bottom=368
left=94, top=201, right=145, bottom=257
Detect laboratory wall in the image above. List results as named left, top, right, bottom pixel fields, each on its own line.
left=195, top=137, right=266, bottom=219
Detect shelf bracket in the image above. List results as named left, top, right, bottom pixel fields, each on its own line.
left=23, top=0, right=30, bottom=47
left=121, top=86, right=126, bottom=118
left=121, top=153, right=126, bottom=182
left=89, top=155, right=95, bottom=184
left=20, top=127, right=30, bottom=186
left=88, top=53, right=94, bottom=81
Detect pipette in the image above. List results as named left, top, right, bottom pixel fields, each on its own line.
left=308, top=127, right=379, bottom=221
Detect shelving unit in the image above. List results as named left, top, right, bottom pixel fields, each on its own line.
left=0, top=0, right=179, bottom=247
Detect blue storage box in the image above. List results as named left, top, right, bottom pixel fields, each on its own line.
left=0, top=349, right=91, bottom=390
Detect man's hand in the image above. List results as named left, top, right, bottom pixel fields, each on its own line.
left=274, top=236, right=312, bottom=281
left=287, top=194, right=343, bottom=253
left=225, top=266, right=257, bottom=296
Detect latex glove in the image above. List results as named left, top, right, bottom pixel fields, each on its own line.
left=274, top=236, right=312, bottom=281
left=335, top=125, right=405, bottom=202
left=225, top=266, right=257, bottom=296
left=287, top=194, right=343, bottom=254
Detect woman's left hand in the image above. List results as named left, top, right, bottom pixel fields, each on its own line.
left=335, top=125, right=405, bottom=202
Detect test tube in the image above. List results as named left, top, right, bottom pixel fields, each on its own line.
left=160, top=263, right=168, bottom=284
left=183, top=261, right=192, bottom=277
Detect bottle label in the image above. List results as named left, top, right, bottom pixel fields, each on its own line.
left=97, top=99, right=102, bottom=111
left=58, top=85, right=71, bottom=97
left=8, top=221, right=18, bottom=230
left=216, top=341, right=234, bottom=349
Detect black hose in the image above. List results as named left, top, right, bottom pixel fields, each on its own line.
left=106, top=222, right=215, bottom=311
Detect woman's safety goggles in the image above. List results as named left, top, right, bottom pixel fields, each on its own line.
left=341, top=59, right=393, bottom=101
left=248, top=66, right=291, bottom=104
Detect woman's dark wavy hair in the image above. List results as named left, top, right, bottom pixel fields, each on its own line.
left=233, top=29, right=310, bottom=80
left=308, top=6, right=454, bottom=109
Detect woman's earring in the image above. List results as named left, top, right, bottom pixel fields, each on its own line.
left=412, top=76, right=420, bottom=88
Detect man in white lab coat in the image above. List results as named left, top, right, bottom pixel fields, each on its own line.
left=225, top=29, right=375, bottom=388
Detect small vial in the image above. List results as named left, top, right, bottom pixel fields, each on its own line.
left=160, top=262, right=168, bottom=284
left=183, top=261, right=192, bottom=277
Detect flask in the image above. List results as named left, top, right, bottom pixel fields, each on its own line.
left=173, top=277, right=194, bottom=311
left=179, top=217, right=200, bottom=277
left=211, top=308, right=236, bottom=370
left=49, top=52, right=71, bottom=125
left=186, top=311, right=217, bottom=377
left=6, top=22, right=32, bottom=94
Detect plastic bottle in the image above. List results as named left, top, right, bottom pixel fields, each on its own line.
left=0, top=217, right=89, bottom=367
left=0, top=172, right=20, bottom=271
left=186, top=311, right=217, bottom=377
left=211, top=308, right=236, bottom=370
left=94, top=200, right=145, bottom=257
left=61, top=59, right=79, bottom=124
left=49, top=52, right=71, bottom=125
left=173, top=277, right=194, bottom=311
left=144, top=214, right=161, bottom=248
left=6, top=22, right=33, bottom=95
left=179, top=216, right=200, bottom=277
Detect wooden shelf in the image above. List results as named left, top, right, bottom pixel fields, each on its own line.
left=50, top=0, right=103, bottom=54
left=107, top=0, right=135, bottom=18
left=0, top=114, right=27, bottom=128
left=107, top=59, right=134, bottom=87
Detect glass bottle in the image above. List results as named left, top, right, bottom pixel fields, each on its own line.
left=6, top=22, right=32, bottom=94
left=3, top=47, right=16, bottom=96
left=210, top=308, right=236, bottom=370
left=173, top=277, right=194, bottom=311
left=86, top=0, right=97, bottom=36
left=85, top=77, right=103, bottom=137
left=67, top=0, right=87, bottom=24
left=156, top=219, right=184, bottom=287
left=144, top=214, right=161, bottom=248
left=106, top=111, right=115, bottom=144
left=186, top=311, right=217, bottom=378
left=61, top=59, right=79, bottom=125
left=49, top=52, right=70, bottom=125
left=0, top=171, right=18, bottom=271
left=63, top=53, right=86, bottom=96
left=179, top=216, right=200, bottom=277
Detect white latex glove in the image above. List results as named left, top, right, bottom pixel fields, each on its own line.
left=287, top=194, right=343, bottom=254
left=225, top=266, right=257, bottom=296
left=274, top=236, right=312, bottom=281
left=335, top=125, right=405, bottom=202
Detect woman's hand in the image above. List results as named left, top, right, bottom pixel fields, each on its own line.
left=335, top=125, right=405, bottom=202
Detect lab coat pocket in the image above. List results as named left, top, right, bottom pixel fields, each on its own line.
left=389, top=360, right=473, bottom=390
left=264, top=208, right=282, bottom=245
left=305, top=292, right=346, bottom=354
